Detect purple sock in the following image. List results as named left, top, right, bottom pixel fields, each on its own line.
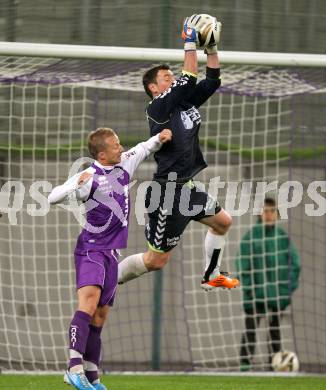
left=68, top=310, right=92, bottom=370
left=85, top=370, right=99, bottom=384
left=84, top=324, right=102, bottom=383
left=69, top=357, right=83, bottom=370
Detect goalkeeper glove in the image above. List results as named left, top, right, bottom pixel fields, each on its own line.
left=181, top=19, right=197, bottom=51
left=187, top=14, right=222, bottom=54
left=204, top=20, right=222, bottom=55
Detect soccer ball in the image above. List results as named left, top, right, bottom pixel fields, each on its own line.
left=196, top=15, right=221, bottom=47
left=271, top=350, right=300, bottom=372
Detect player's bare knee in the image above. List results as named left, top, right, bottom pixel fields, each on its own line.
left=211, top=215, right=232, bottom=235
left=222, top=214, right=233, bottom=232
left=216, top=212, right=232, bottom=234
left=226, top=213, right=233, bottom=226
left=78, top=292, right=100, bottom=316
left=85, top=299, right=98, bottom=315
left=145, top=251, right=170, bottom=271
left=148, top=259, right=166, bottom=271
left=147, top=257, right=169, bottom=271
left=92, top=306, right=109, bottom=326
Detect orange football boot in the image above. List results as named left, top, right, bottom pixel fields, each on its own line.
left=201, top=271, right=240, bottom=291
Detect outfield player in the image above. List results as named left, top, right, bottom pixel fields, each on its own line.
left=48, top=127, right=172, bottom=390
left=118, top=15, right=239, bottom=290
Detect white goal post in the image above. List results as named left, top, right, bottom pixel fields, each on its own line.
left=1, top=41, right=326, bottom=66
left=0, top=42, right=325, bottom=373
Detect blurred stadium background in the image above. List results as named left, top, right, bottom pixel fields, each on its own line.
left=0, top=0, right=325, bottom=375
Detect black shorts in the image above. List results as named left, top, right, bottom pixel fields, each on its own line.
left=144, top=180, right=221, bottom=253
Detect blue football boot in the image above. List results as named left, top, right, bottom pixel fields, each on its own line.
left=64, top=370, right=96, bottom=390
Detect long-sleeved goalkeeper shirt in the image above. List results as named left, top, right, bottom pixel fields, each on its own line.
left=146, top=67, right=221, bottom=182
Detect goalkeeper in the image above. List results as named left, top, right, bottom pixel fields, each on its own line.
left=118, top=15, right=239, bottom=290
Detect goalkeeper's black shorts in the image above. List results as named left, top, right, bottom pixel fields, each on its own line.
left=144, top=179, right=221, bottom=253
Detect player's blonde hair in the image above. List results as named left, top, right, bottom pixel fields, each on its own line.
left=87, top=127, right=117, bottom=159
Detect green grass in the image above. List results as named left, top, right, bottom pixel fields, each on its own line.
left=1, top=374, right=326, bottom=390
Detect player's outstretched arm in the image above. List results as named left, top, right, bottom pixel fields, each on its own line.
left=206, top=49, right=220, bottom=69
left=182, top=18, right=198, bottom=76
left=187, top=14, right=222, bottom=108
left=48, top=170, right=93, bottom=205
left=146, top=18, right=199, bottom=124
left=138, top=128, right=172, bottom=156
left=205, top=17, right=221, bottom=70
left=121, top=129, right=172, bottom=178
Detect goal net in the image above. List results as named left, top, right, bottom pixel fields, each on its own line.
left=0, top=45, right=325, bottom=372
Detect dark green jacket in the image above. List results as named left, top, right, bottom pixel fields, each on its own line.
left=235, top=222, right=301, bottom=313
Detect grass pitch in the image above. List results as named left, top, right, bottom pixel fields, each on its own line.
left=1, top=374, right=326, bottom=390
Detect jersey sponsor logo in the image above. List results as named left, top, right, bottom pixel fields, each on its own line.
left=166, top=236, right=180, bottom=247
left=181, top=111, right=194, bottom=129
left=70, top=325, right=78, bottom=347
left=123, top=150, right=136, bottom=159
left=180, top=106, right=201, bottom=129
left=97, top=177, right=110, bottom=194
left=177, top=75, right=190, bottom=86
left=83, top=169, right=130, bottom=233
left=122, top=185, right=129, bottom=227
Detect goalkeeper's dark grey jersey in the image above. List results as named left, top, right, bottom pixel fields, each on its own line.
left=146, top=68, right=221, bottom=181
